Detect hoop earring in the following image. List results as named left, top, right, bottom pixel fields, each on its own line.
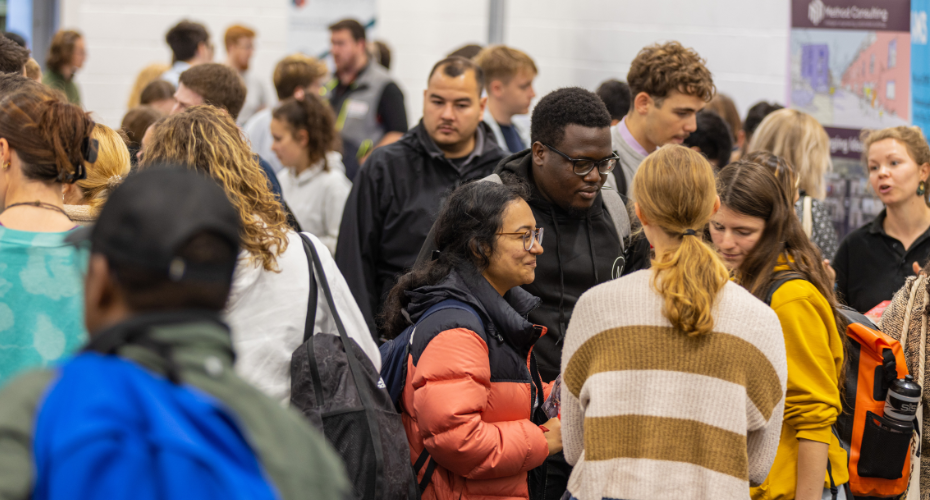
left=919, top=181, right=927, bottom=196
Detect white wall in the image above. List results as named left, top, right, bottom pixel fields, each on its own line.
left=378, top=0, right=791, bottom=125
left=59, top=0, right=290, bottom=128
left=59, top=0, right=790, bottom=130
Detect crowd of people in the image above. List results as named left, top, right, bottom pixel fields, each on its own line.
left=1, top=14, right=930, bottom=500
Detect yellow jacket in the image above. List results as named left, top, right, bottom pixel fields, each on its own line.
left=750, top=263, right=848, bottom=499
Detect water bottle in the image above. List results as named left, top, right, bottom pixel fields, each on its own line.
left=883, top=375, right=921, bottom=433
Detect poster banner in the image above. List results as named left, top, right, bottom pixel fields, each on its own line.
left=286, top=0, right=376, bottom=58
left=913, top=0, right=930, bottom=133
left=790, top=0, right=911, bottom=237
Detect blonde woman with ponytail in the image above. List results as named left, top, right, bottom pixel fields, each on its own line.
left=62, top=124, right=131, bottom=225
left=560, top=145, right=788, bottom=500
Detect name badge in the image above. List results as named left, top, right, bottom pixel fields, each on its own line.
left=346, top=100, right=370, bottom=118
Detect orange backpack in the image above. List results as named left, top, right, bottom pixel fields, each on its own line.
left=835, top=308, right=914, bottom=498
left=766, top=274, right=916, bottom=498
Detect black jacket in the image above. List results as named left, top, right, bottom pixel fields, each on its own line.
left=335, top=120, right=506, bottom=336
left=492, top=150, right=652, bottom=380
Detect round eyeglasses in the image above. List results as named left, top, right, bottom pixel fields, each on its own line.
left=497, top=227, right=544, bottom=251
left=541, top=143, right=619, bottom=176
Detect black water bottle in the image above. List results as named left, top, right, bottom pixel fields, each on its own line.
left=884, top=375, right=922, bottom=433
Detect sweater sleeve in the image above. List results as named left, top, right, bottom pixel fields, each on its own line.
left=411, top=328, right=549, bottom=480
left=561, top=384, right=584, bottom=466
left=773, top=293, right=843, bottom=444
left=320, top=173, right=352, bottom=256
left=745, top=318, right=788, bottom=486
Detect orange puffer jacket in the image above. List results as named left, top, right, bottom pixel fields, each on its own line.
left=399, top=269, right=551, bottom=500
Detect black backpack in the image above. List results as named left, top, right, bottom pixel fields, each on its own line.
left=289, top=234, right=418, bottom=499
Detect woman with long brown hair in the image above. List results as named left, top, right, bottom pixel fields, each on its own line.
left=141, top=105, right=379, bottom=403
left=711, top=159, right=848, bottom=500
left=561, top=146, right=787, bottom=499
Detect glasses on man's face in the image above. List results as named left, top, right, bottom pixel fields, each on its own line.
left=498, top=227, right=544, bottom=252
left=541, top=143, right=619, bottom=176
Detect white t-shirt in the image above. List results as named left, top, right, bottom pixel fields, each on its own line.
left=225, top=231, right=381, bottom=405
left=237, top=70, right=273, bottom=126
left=278, top=152, right=351, bottom=256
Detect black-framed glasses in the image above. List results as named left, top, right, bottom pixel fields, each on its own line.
left=541, top=143, right=619, bottom=176
left=497, top=227, right=544, bottom=251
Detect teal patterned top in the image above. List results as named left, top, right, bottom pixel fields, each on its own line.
left=0, top=227, right=87, bottom=388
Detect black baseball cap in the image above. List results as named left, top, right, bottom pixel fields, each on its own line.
left=67, top=165, right=241, bottom=281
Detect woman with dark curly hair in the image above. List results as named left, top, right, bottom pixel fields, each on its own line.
left=141, top=105, right=379, bottom=403
left=381, top=180, right=560, bottom=500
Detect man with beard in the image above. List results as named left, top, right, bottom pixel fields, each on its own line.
left=324, top=18, right=408, bottom=165
left=335, top=56, right=505, bottom=334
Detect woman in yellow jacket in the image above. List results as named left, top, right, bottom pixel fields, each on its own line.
left=710, top=157, right=848, bottom=500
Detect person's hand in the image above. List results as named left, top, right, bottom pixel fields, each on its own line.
left=823, top=259, right=836, bottom=286
left=914, top=261, right=925, bottom=275
left=541, top=417, right=562, bottom=456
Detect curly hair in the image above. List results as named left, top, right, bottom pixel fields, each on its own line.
left=530, top=87, right=611, bottom=147
left=140, top=105, right=290, bottom=271
left=627, top=41, right=715, bottom=105
left=272, top=95, right=340, bottom=171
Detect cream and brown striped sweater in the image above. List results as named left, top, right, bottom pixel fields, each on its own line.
left=560, top=270, right=788, bottom=500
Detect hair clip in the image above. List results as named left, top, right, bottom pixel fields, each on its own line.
left=682, top=229, right=698, bottom=237
left=81, top=137, right=99, bottom=164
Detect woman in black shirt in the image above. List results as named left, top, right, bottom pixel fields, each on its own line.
left=834, top=126, right=930, bottom=313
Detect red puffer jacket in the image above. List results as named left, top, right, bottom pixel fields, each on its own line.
left=399, top=269, right=552, bottom=500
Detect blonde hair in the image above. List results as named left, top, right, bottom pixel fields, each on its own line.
left=24, top=58, right=41, bottom=81
left=633, top=145, right=730, bottom=336
left=473, top=45, right=537, bottom=89
left=141, top=105, right=290, bottom=271
left=747, top=108, right=832, bottom=199
left=127, top=63, right=171, bottom=109
left=863, top=126, right=930, bottom=204
left=76, top=124, right=131, bottom=212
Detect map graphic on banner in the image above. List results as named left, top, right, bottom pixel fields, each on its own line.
left=286, top=0, right=376, bottom=58
left=789, top=0, right=911, bottom=236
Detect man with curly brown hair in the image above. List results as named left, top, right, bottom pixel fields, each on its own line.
left=613, top=41, right=715, bottom=194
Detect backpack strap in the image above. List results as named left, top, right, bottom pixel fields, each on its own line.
left=299, top=233, right=386, bottom=498
left=763, top=272, right=805, bottom=306
left=600, top=184, right=629, bottom=253
left=301, top=236, right=318, bottom=343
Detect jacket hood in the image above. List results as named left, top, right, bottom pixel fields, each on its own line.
left=401, top=120, right=503, bottom=175
left=403, top=264, right=543, bottom=353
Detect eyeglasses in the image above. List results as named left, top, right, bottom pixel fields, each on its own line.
left=541, top=143, right=619, bottom=176
left=498, top=227, right=544, bottom=252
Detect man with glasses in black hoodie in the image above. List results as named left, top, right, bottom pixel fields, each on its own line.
left=416, top=86, right=650, bottom=500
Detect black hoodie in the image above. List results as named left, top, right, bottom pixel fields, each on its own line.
left=335, top=120, right=506, bottom=336
left=495, top=150, right=648, bottom=381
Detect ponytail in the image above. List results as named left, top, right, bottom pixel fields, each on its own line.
left=650, top=232, right=730, bottom=336
left=272, top=95, right=340, bottom=171
left=632, top=145, right=728, bottom=336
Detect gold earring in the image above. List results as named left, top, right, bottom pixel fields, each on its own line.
left=1, top=161, right=9, bottom=170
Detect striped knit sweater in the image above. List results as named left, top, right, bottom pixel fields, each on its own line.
left=560, top=270, right=788, bottom=500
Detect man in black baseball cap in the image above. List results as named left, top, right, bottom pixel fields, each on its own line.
left=0, top=166, right=352, bottom=500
